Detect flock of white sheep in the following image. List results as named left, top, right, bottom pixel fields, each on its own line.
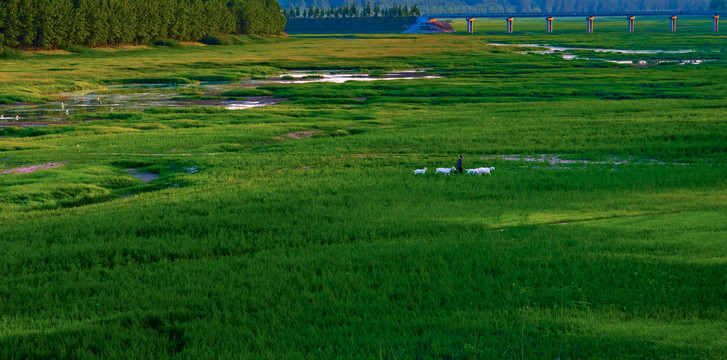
left=413, top=167, right=494, bottom=175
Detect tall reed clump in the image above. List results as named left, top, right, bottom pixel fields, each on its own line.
left=0, top=45, right=24, bottom=59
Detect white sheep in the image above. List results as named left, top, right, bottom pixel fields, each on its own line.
left=414, top=167, right=427, bottom=174
left=435, top=167, right=455, bottom=175
left=466, top=168, right=479, bottom=174
left=476, top=167, right=495, bottom=175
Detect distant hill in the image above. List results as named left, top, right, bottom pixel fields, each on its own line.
left=277, top=0, right=718, bottom=15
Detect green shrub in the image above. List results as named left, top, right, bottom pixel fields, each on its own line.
left=0, top=95, right=25, bottom=104
left=200, top=36, right=233, bottom=46
left=65, top=45, right=99, bottom=55
left=330, top=129, right=350, bottom=137
left=152, top=39, right=183, bottom=48
left=187, top=75, right=240, bottom=82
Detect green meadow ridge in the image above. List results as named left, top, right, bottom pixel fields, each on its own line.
left=1, top=20, right=727, bottom=359
left=0, top=0, right=285, bottom=50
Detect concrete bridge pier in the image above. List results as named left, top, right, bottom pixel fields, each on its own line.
left=714, top=15, right=720, bottom=32
left=670, top=15, right=677, bottom=32
left=546, top=17, right=554, bottom=33
left=586, top=16, right=594, bottom=32
left=628, top=16, right=635, bottom=32
left=506, top=17, right=514, bottom=33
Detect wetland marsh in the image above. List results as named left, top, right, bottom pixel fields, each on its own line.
left=1, top=27, right=726, bottom=359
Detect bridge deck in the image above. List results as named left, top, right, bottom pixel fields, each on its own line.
left=428, top=12, right=727, bottom=19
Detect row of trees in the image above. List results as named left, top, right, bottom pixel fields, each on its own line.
left=278, top=0, right=719, bottom=14
left=284, top=3, right=421, bottom=17
left=0, top=0, right=285, bottom=49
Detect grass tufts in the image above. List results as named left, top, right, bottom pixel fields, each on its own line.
left=221, top=89, right=274, bottom=97
left=111, top=77, right=197, bottom=85
left=64, top=45, right=100, bottom=55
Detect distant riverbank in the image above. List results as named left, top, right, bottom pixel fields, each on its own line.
left=285, top=16, right=419, bottom=34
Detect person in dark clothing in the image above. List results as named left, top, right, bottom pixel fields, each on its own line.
left=455, top=154, right=464, bottom=174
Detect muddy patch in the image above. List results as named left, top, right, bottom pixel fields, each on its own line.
left=273, top=130, right=317, bottom=141
left=481, top=154, right=609, bottom=166
left=1, top=162, right=67, bottom=175
left=90, top=152, right=219, bottom=157
left=480, top=154, right=690, bottom=167
left=0, top=121, right=74, bottom=127
left=125, top=168, right=160, bottom=183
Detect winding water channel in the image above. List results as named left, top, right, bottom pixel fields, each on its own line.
left=486, top=43, right=705, bottom=64
left=0, top=70, right=439, bottom=125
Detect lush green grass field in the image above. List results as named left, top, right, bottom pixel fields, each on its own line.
left=1, top=24, right=727, bottom=359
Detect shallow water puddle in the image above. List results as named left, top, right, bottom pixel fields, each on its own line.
left=277, top=70, right=440, bottom=84
left=224, top=97, right=284, bottom=110
left=125, top=168, right=159, bottom=183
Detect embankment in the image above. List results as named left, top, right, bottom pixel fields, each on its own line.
left=285, top=16, right=418, bottom=34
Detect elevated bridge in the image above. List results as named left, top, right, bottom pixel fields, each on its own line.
left=427, top=12, right=727, bottom=33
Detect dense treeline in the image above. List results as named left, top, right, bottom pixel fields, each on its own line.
left=277, top=0, right=718, bottom=15
left=284, top=2, right=421, bottom=18
left=0, top=0, right=285, bottom=49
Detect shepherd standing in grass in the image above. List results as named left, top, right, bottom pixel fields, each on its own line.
left=455, top=155, right=464, bottom=174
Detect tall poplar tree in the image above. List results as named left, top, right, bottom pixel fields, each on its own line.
left=0, top=0, right=20, bottom=47
left=0, top=4, right=4, bottom=47
left=17, top=0, right=36, bottom=47
left=34, top=0, right=58, bottom=48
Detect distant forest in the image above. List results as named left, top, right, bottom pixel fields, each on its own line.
left=0, top=0, right=285, bottom=49
left=277, top=0, right=724, bottom=14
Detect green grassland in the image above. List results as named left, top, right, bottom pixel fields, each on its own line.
left=1, top=22, right=727, bottom=359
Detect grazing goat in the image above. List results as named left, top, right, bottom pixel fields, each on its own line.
left=476, top=167, right=495, bottom=175
left=435, top=167, right=455, bottom=175
left=466, top=168, right=480, bottom=175
left=414, top=167, right=427, bottom=174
